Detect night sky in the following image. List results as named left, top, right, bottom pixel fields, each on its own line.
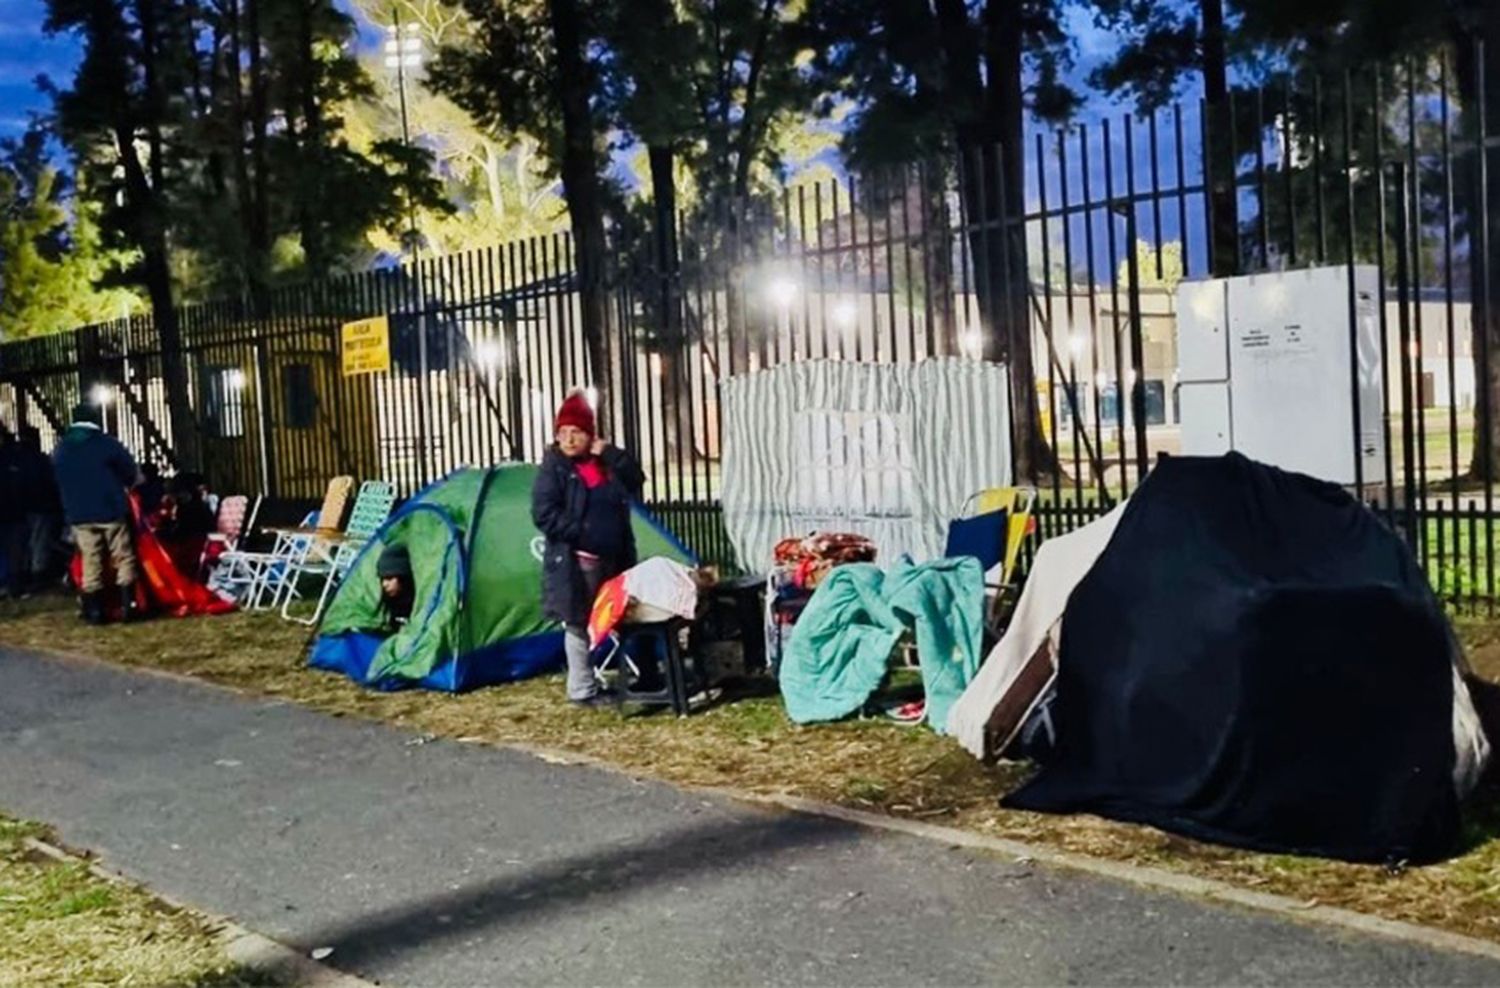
left=0, top=0, right=79, bottom=139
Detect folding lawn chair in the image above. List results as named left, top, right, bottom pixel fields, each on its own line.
left=199, top=494, right=260, bottom=581
left=222, top=476, right=355, bottom=610
left=281, top=479, right=397, bottom=625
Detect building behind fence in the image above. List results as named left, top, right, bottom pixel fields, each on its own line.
left=2, top=47, right=1497, bottom=607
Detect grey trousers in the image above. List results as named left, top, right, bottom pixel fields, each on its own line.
left=565, top=555, right=605, bottom=701
left=564, top=625, right=595, bottom=701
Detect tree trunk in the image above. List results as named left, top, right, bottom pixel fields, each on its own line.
left=1201, top=0, right=1240, bottom=277
left=225, top=0, right=261, bottom=307
left=296, top=0, right=329, bottom=278
left=648, top=143, right=694, bottom=466
left=114, top=123, right=200, bottom=472
left=548, top=0, right=610, bottom=401
left=729, top=0, right=778, bottom=206
left=975, top=0, right=1058, bottom=483
left=1457, top=24, right=1500, bottom=481
left=921, top=163, right=958, bottom=351
left=130, top=0, right=200, bottom=471
left=246, top=0, right=272, bottom=302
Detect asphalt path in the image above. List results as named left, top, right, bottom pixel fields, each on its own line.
left=2, top=646, right=1497, bottom=987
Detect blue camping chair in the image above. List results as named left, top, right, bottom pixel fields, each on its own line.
left=944, top=487, right=1037, bottom=636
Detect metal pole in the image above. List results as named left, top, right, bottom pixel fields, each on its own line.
left=390, top=10, right=430, bottom=483
left=391, top=10, right=419, bottom=261
left=1118, top=204, right=1149, bottom=482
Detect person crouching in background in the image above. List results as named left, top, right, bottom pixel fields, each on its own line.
left=531, top=390, right=645, bottom=707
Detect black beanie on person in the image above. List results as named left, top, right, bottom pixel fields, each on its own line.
left=376, top=543, right=412, bottom=580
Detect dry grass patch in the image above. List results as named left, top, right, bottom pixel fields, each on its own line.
left=0, top=814, right=274, bottom=987
left=3, top=594, right=1500, bottom=945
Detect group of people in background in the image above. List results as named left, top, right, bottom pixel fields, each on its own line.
left=0, top=402, right=212, bottom=625
left=4, top=389, right=649, bottom=705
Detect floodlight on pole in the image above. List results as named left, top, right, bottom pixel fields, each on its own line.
left=385, top=14, right=424, bottom=259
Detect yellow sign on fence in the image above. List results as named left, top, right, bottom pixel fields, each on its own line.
left=341, top=315, right=391, bottom=376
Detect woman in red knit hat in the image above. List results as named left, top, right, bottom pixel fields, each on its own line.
left=531, top=389, right=646, bottom=706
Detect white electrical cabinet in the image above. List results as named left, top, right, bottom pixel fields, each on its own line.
left=1176, top=265, right=1385, bottom=486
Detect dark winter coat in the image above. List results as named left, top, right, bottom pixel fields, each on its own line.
left=52, top=424, right=140, bottom=526
left=13, top=443, right=61, bottom=515
left=0, top=443, right=21, bottom=525
left=531, top=444, right=645, bottom=626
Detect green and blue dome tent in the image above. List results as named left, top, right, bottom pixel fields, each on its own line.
left=309, top=464, right=696, bottom=692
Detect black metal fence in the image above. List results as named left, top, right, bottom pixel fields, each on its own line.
left=1, top=43, right=1496, bottom=607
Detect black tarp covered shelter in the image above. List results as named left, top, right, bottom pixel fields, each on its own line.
left=1006, top=453, right=1476, bottom=864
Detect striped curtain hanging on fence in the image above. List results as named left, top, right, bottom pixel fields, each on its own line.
left=720, top=358, right=1013, bottom=571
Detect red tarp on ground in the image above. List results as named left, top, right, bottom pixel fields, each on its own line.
left=68, top=493, right=236, bottom=619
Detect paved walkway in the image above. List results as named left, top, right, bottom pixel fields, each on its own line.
left=1, top=647, right=1498, bottom=986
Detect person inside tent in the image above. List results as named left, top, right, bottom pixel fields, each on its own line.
left=531, top=389, right=649, bottom=707
left=376, top=543, right=416, bottom=634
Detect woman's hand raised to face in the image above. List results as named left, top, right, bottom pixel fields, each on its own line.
left=591, top=438, right=610, bottom=457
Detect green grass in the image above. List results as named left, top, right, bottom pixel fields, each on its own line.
left=0, top=815, right=276, bottom=987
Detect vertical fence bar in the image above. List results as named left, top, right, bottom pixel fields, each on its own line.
left=1033, top=135, right=1063, bottom=501
left=1343, top=69, right=1369, bottom=504
left=1406, top=59, right=1430, bottom=555
left=1080, top=122, right=1108, bottom=502
left=814, top=180, right=833, bottom=359
left=1475, top=38, right=1494, bottom=610
left=1372, top=70, right=1396, bottom=518
left=1199, top=96, right=1216, bottom=278
left=795, top=185, right=812, bottom=362
left=1148, top=110, right=1165, bottom=278
left=953, top=157, right=975, bottom=365
left=867, top=170, right=888, bottom=363
left=1104, top=117, right=1130, bottom=497
left=1057, top=130, right=1083, bottom=499
left=1314, top=76, right=1329, bottom=264
left=990, top=144, right=1023, bottom=486
left=1282, top=84, right=1298, bottom=268
left=1439, top=53, right=1461, bottom=573
left=1175, top=104, right=1192, bottom=279
left=1123, top=114, right=1150, bottom=482
left=881, top=167, right=901, bottom=365
left=916, top=161, right=939, bottom=359
left=1255, top=87, right=1271, bottom=267
left=1396, top=161, right=1419, bottom=553
left=897, top=163, right=919, bottom=361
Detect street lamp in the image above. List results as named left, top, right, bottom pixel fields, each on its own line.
left=384, top=18, right=424, bottom=258
left=766, top=275, right=799, bottom=309
left=475, top=340, right=502, bottom=372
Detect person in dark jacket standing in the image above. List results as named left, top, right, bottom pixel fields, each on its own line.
left=0, top=431, right=26, bottom=599
left=531, top=390, right=645, bottom=706
left=52, top=404, right=143, bottom=624
left=15, top=427, right=63, bottom=589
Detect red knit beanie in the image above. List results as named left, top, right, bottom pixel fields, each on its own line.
left=554, top=390, right=596, bottom=436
